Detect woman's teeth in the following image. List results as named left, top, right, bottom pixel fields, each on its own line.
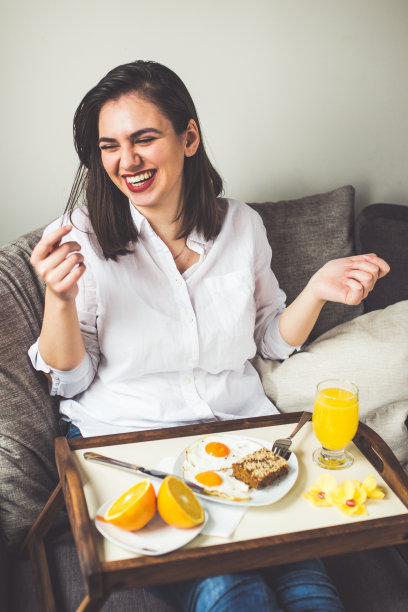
left=126, top=171, right=154, bottom=185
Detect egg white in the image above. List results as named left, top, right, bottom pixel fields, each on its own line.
left=181, top=434, right=267, bottom=499
left=184, top=434, right=264, bottom=471
left=183, top=464, right=250, bottom=498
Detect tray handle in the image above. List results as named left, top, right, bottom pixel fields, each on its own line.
left=55, top=436, right=107, bottom=603
left=353, top=421, right=408, bottom=507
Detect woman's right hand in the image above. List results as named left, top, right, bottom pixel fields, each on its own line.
left=30, top=225, right=86, bottom=302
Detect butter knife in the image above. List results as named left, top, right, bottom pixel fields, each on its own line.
left=83, top=451, right=207, bottom=495
left=83, top=451, right=251, bottom=501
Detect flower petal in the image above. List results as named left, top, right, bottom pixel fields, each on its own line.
left=354, top=503, right=369, bottom=515
left=302, top=490, right=332, bottom=507
left=327, top=487, right=344, bottom=507
left=354, top=484, right=367, bottom=505
left=362, top=475, right=377, bottom=492
left=362, top=475, right=385, bottom=499
left=338, top=502, right=359, bottom=516
left=315, top=474, right=338, bottom=492
left=368, top=488, right=385, bottom=499
left=342, top=480, right=355, bottom=499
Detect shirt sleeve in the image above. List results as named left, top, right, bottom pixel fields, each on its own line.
left=252, top=212, right=301, bottom=360
left=28, top=221, right=100, bottom=397
left=28, top=340, right=97, bottom=397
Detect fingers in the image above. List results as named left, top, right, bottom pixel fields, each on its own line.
left=349, top=254, right=390, bottom=278
left=42, top=251, right=85, bottom=286
left=344, top=277, right=365, bottom=305
left=344, top=267, right=375, bottom=297
left=31, top=225, right=82, bottom=277
left=346, top=267, right=376, bottom=295
left=346, top=260, right=380, bottom=277
left=30, top=225, right=73, bottom=266
left=52, top=261, right=86, bottom=295
left=345, top=267, right=373, bottom=286
left=30, top=224, right=85, bottom=301
left=361, top=254, right=390, bottom=278
left=345, top=258, right=384, bottom=300
left=37, top=241, right=83, bottom=278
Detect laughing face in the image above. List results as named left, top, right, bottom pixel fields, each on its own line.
left=98, top=92, right=199, bottom=218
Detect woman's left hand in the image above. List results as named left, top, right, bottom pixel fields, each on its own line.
left=308, top=254, right=390, bottom=306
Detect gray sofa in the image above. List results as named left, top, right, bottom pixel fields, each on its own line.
left=1, top=185, right=408, bottom=611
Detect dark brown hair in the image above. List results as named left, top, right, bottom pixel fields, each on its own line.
left=66, top=60, right=224, bottom=260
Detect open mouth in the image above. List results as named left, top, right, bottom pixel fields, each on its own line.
left=123, top=170, right=157, bottom=192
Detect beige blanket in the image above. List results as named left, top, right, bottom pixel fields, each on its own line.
left=252, top=301, right=408, bottom=472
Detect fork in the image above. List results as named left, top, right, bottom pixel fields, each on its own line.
left=272, top=411, right=312, bottom=458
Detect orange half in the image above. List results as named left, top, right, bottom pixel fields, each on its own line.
left=104, top=480, right=156, bottom=531
left=157, top=475, right=204, bottom=528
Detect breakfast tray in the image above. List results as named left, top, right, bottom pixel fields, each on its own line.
left=23, top=412, right=408, bottom=612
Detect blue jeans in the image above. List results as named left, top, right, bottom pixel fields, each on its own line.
left=65, top=422, right=83, bottom=439
left=64, top=424, right=344, bottom=611
left=150, top=559, right=345, bottom=612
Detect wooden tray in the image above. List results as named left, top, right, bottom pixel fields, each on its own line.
left=24, top=412, right=408, bottom=611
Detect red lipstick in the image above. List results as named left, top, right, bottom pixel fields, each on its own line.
left=123, top=171, right=156, bottom=193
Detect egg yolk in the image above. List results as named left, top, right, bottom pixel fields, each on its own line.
left=205, top=442, right=230, bottom=457
left=195, top=471, right=223, bottom=487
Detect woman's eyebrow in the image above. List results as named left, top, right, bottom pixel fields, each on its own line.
left=98, top=128, right=162, bottom=145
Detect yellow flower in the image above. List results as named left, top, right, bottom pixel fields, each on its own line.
left=328, top=479, right=368, bottom=516
left=302, top=474, right=337, bottom=507
left=359, top=475, right=385, bottom=499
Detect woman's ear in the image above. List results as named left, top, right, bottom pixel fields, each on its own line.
left=184, top=119, right=200, bottom=157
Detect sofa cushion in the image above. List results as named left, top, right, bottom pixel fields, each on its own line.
left=249, top=185, right=363, bottom=340
left=0, top=228, right=67, bottom=553
left=252, top=301, right=408, bottom=471
left=355, top=203, right=408, bottom=312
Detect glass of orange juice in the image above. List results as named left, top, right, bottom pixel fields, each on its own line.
left=312, top=379, right=359, bottom=469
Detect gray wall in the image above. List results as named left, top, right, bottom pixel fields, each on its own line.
left=1, top=0, right=407, bottom=245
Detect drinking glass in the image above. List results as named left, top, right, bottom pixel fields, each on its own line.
left=312, top=379, right=359, bottom=469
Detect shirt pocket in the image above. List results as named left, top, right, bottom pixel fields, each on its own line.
left=203, top=267, right=256, bottom=337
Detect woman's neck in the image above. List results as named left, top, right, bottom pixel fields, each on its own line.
left=133, top=203, right=185, bottom=252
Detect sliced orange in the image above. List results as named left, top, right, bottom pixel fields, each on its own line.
left=157, top=475, right=204, bottom=529
left=104, top=480, right=156, bottom=531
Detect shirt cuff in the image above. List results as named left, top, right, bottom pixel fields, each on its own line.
left=28, top=340, right=92, bottom=396
left=263, top=314, right=302, bottom=360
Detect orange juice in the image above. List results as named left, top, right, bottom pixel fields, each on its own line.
left=313, top=387, right=358, bottom=450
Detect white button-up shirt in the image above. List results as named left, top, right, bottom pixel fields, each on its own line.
left=29, top=199, right=296, bottom=437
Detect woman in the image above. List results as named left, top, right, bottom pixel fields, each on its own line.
left=29, top=60, right=388, bottom=611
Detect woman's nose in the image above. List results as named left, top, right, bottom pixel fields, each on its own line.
left=120, top=145, right=142, bottom=171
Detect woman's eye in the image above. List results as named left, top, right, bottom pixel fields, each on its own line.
left=100, top=144, right=118, bottom=151
left=136, top=138, right=155, bottom=145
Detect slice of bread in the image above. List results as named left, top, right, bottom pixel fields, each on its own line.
left=232, top=448, right=288, bottom=489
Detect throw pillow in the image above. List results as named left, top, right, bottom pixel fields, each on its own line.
left=355, top=203, right=408, bottom=311
left=252, top=301, right=408, bottom=471
left=249, top=185, right=364, bottom=340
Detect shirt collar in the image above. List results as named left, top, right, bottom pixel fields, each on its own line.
left=128, top=201, right=146, bottom=233
left=129, top=200, right=212, bottom=246
left=188, top=228, right=209, bottom=246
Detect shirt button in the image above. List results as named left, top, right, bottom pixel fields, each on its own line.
left=186, top=316, right=194, bottom=324
left=184, top=377, right=192, bottom=384
left=176, top=278, right=183, bottom=286
left=188, top=357, right=196, bottom=365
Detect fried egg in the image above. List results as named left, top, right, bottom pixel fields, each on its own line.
left=181, top=434, right=266, bottom=500
left=183, top=464, right=251, bottom=499
left=184, top=434, right=264, bottom=470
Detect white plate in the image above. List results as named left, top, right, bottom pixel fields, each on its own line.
left=173, top=434, right=299, bottom=507
left=95, top=493, right=208, bottom=556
